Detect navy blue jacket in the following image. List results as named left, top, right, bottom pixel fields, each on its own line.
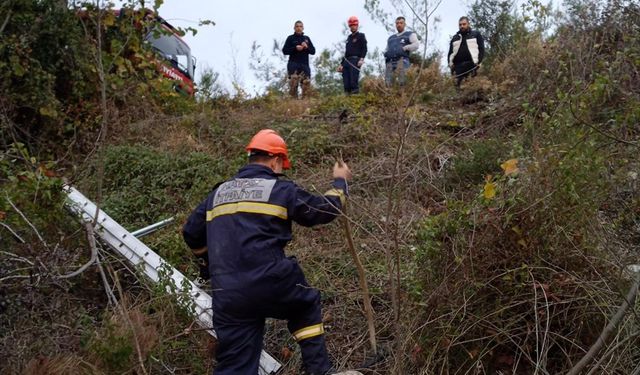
left=345, top=32, right=367, bottom=59
left=183, top=164, right=347, bottom=289
left=282, top=33, right=316, bottom=66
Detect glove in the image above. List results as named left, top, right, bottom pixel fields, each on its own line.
left=197, top=257, right=210, bottom=280
left=192, top=247, right=210, bottom=280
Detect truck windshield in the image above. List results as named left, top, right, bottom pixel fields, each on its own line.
left=145, top=26, right=193, bottom=79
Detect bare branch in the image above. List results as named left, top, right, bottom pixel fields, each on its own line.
left=569, top=95, right=638, bottom=147
left=112, top=269, right=149, bottom=375
left=567, top=269, right=640, bottom=375
left=0, top=250, right=33, bottom=264
left=427, top=0, right=443, bottom=19
left=5, top=194, right=48, bottom=248
left=585, top=330, right=640, bottom=375
left=341, top=202, right=378, bottom=355
left=96, top=250, right=118, bottom=306
left=57, top=223, right=98, bottom=279
left=0, top=222, right=25, bottom=243
left=0, top=9, right=11, bottom=35
left=404, top=0, right=426, bottom=26
left=91, top=0, right=110, bottom=224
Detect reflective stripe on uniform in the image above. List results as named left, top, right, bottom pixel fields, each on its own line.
left=206, top=202, right=288, bottom=221
left=324, top=188, right=346, bottom=207
left=292, top=323, right=324, bottom=341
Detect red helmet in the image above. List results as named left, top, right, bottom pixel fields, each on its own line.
left=348, top=16, right=359, bottom=26
left=246, top=129, right=291, bottom=169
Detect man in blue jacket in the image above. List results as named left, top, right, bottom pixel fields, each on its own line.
left=183, top=129, right=358, bottom=375
left=448, top=16, right=485, bottom=88
left=384, top=16, right=419, bottom=86
left=282, top=21, right=316, bottom=98
left=338, top=16, right=367, bottom=94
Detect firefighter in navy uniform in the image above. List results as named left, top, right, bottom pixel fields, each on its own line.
left=338, top=16, right=367, bottom=94
left=183, top=129, right=360, bottom=375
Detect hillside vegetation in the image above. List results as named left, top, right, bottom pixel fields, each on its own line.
left=1, top=1, right=639, bottom=374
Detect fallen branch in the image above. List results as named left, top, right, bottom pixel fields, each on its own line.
left=585, top=330, right=640, bottom=375
left=567, top=268, right=640, bottom=375
left=57, top=223, right=98, bottom=279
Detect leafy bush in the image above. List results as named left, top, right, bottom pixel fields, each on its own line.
left=85, top=145, right=224, bottom=228
left=412, top=108, right=636, bottom=373
left=445, top=138, right=507, bottom=189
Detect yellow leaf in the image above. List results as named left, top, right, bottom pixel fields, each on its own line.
left=483, top=181, right=496, bottom=199
left=103, top=13, right=116, bottom=27
left=501, top=158, right=519, bottom=175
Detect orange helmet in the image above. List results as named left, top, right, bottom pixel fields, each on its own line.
left=246, top=129, right=291, bottom=169
left=348, top=16, right=359, bottom=26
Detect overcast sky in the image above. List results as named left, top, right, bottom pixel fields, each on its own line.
left=116, top=0, right=471, bottom=94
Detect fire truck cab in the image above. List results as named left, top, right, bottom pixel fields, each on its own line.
left=144, top=16, right=196, bottom=95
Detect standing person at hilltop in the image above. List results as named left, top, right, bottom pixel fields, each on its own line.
left=448, top=16, right=485, bottom=88
left=282, top=20, right=316, bottom=99
left=183, top=129, right=362, bottom=375
left=384, top=16, right=419, bottom=86
left=338, top=16, right=367, bottom=95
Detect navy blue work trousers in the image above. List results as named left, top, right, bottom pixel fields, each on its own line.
left=211, top=258, right=331, bottom=375
left=342, top=56, right=361, bottom=94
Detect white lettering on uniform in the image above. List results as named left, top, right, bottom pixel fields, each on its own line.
left=213, top=178, right=277, bottom=206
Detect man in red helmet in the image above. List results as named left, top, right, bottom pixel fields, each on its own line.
left=183, top=129, right=358, bottom=375
left=338, top=16, right=367, bottom=94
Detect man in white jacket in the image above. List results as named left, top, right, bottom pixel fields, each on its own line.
left=448, top=17, right=485, bottom=88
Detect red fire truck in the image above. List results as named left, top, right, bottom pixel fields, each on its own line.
left=142, top=13, right=196, bottom=95
left=100, top=8, right=196, bottom=95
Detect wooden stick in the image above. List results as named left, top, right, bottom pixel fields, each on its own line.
left=341, top=202, right=378, bottom=355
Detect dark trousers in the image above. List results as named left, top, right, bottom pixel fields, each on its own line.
left=287, top=61, right=311, bottom=79
left=211, top=258, right=332, bottom=374
left=287, top=62, right=312, bottom=98
left=453, top=61, right=477, bottom=88
left=342, top=56, right=361, bottom=94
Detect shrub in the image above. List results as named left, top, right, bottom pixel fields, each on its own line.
left=82, top=145, right=224, bottom=228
